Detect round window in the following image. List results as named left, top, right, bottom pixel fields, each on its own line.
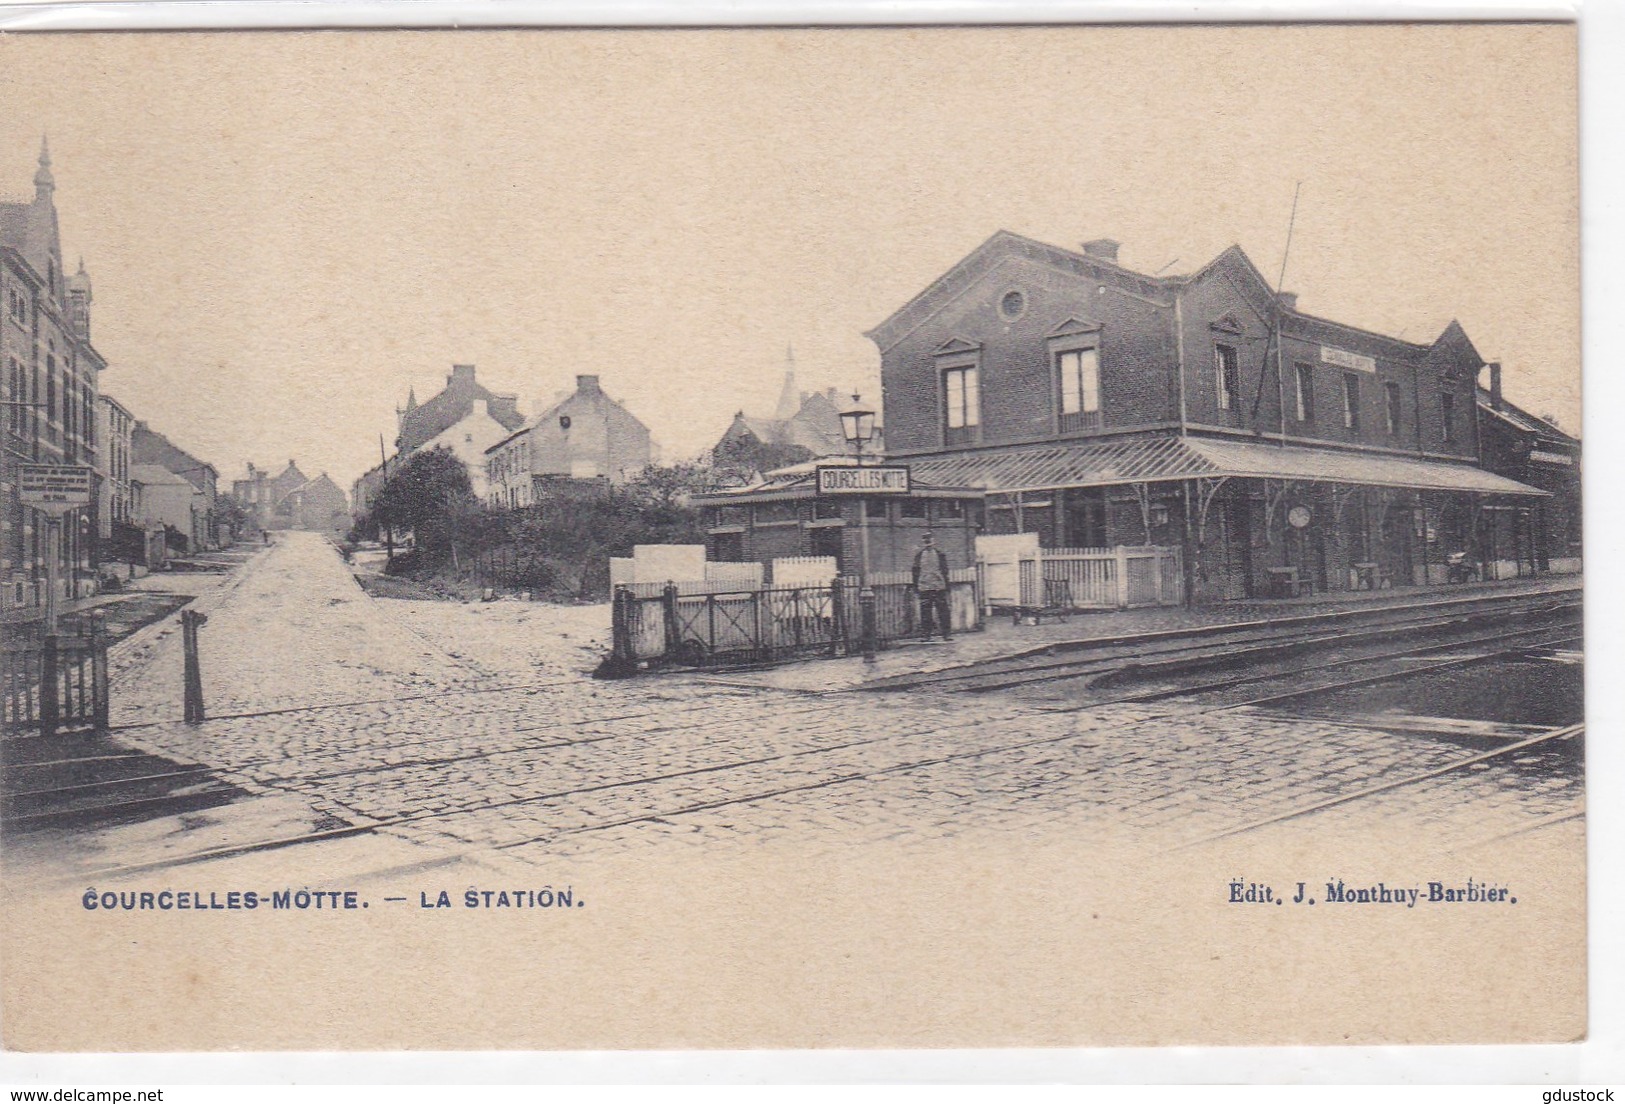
left=999, top=289, right=1027, bottom=320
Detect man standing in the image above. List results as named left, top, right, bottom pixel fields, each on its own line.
left=912, top=531, right=952, bottom=641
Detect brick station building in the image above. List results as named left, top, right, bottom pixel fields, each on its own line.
left=862, top=230, right=1553, bottom=602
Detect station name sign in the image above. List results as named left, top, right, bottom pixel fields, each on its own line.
left=20, top=464, right=93, bottom=511
left=1528, top=449, right=1574, bottom=466
left=1321, top=346, right=1376, bottom=373
left=815, top=464, right=911, bottom=495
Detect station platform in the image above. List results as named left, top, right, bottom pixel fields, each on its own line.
left=699, top=573, right=1584, bottom=695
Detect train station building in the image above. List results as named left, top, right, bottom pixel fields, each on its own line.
left=858, top=230, right=1564, bottom=603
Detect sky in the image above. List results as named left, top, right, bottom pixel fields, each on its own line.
left=0, top=25, right=1579, bottom=492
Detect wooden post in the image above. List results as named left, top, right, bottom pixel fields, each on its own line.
left=1114, top=545, right=1130, bottom=608
left=182, top=609, right=207, bottom=724
left=1181, top=481, right=1198, bottom=608
left=39, top=633, right=59, bottom=738
left=610, top=586, right=631, bottom=663
left=43, top=515, right=61, bottom=637
left=92, top=614, right=109, bottom=731
left=830, top=579, right=845, bottom=656
left=661, top=583, right=680, bottom=657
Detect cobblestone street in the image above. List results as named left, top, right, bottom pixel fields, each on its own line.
left=18, top=530, right=1584, bottom=877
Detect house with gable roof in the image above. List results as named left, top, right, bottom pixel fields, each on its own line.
left=711, top=346, right=882, bottom=478
left=394, top=364, right=525, bottom=499
left=485, top=374, right=651, bottom=508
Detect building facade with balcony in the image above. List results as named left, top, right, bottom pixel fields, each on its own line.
left=866, top=230, right=1549, bottom=602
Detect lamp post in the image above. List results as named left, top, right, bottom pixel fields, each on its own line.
left=839, top=396, right=878, bottom=660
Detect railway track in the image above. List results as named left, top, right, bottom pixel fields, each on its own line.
left=36, top=613, right=1581, bottom=879
left=1165, top=721, right=1584, bottom=851
left=864, top=589, right=1581, bottom=696
left=41, top=630, right=1573, bottom=877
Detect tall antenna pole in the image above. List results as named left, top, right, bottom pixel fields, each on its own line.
left=1275, top=182, right=1302, bottom=449
left=1277, top=182, right=1301, bottom=293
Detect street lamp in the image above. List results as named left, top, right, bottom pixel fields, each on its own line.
left=839, top=395, right=878, bottom=660
left=838, top=400, right=876, bottom=460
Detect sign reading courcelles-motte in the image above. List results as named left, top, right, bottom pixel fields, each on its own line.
left=20, top=464, right=92, bottom=512
left=815, top=465, right=912, bottom=495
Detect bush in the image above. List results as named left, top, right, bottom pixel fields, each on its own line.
left=365, top=460, right=719, bottom=603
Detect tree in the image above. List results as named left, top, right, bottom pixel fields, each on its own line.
left=711, top=436, right=813, bottom=485
left=625, top=462, right=725, bottom=514
left=215, top=494, right=251, bottom=540
left=371, top=446, right=481, bottom=566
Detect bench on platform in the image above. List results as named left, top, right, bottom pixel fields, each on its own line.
left=1266, top=566, right=1314, bottom=599
left=1013, top=578, right=1074, bottom=625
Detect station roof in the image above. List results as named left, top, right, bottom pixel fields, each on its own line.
left=905, top=435, right=1548, bottom=498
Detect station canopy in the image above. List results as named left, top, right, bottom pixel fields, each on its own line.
left=906, top=435, right=1547, bottom=497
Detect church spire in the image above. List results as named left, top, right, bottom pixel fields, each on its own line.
left=773, top=342, right=800, bottom=422
left=34, top=135, right=54, bottom=199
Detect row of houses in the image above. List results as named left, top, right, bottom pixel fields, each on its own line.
left=230, top=460, right=349, bottom=539
left=2, top=141, right=231, bottom=616
left=695, top=231, right=1581, bottom=603
left=351, top=348, right=883, bottom=527
left=352, top=365, right=657, bottom=520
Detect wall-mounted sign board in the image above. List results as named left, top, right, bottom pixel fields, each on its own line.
left=815, top=465, right=911, bottom=495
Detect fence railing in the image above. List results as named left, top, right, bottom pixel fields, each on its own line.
left=608, top=569, right=981, bottom=670
left=2, top=618, right=110, bottom=737
left=1008, top=546, right=1183, bottom=610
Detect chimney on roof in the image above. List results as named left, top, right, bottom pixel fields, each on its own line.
left=1082, top=238, right=1120, bottom=264
left=449, top=364, right=476, bottom=386
left=1277, top=291, right=1298, bottom=312
left=576, top=374, right=602, bottom=395
left=1488, top=362, right=1504, bottom=411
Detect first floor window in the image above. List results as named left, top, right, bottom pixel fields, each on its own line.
left=1294, top=362, right=1315, bottom=422
left=1057, top=347, right=1101, bottom=423
left=1442, top=391, right=1456, bottom=442
left=1215, top=344, right=1239, bottom=411
left=1384, top=382, right=1402, bottom=435
left=943, top=365, right=980, bottom=444
left=1342, top=373, right=1361, bottom=433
